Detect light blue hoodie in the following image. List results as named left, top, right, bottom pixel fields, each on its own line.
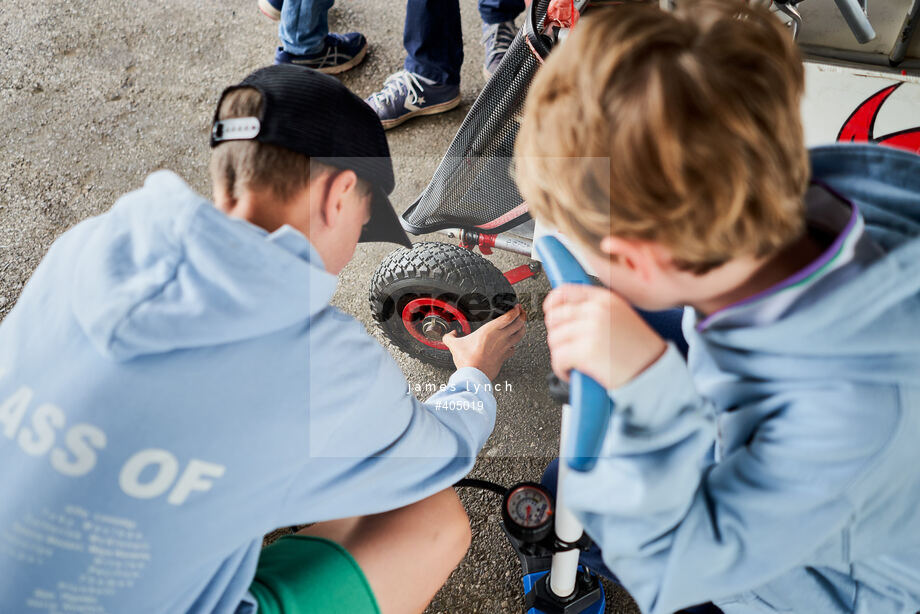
left=0, top=170, right=496, bottom=614
left=564, top=145, right=920, bottom=614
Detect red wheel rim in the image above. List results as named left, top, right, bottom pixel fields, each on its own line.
left=401, top=298, right=472, bottom=350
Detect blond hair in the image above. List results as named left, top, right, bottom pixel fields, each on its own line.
left=514, top=0, right=808, bottom=273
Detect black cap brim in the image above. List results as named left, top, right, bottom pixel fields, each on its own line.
left=360, top=188, right=412, bottom=248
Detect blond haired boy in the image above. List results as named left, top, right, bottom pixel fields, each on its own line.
left=516, top=2, right=920, bottom=613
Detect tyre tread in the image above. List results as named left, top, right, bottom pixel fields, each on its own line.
left=369, top=242, right=516, bottom=368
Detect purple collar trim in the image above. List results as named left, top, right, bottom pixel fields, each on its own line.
left=696, top=183, right=860, bottom=331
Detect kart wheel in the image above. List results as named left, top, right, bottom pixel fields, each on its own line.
left=369, top=242, right=517, bottom=369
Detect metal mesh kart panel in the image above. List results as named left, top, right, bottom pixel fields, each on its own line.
left=401, top=0, right=553, bottom=235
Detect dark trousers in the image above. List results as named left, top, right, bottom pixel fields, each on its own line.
left=404, top=0, right=525, bottom=85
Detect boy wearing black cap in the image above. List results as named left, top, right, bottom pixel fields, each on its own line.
left=0, top=64, right=524, bottom=614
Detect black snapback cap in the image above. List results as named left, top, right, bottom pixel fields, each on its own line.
left=210, top=64, right=411, bottom=248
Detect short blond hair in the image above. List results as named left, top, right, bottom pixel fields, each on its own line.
left=210, top=87, right=319, bottom=203
left=515, top=0, right=808, bottom=273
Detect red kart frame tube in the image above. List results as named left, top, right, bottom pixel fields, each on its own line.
left=434, top=228, right=533, bottom=257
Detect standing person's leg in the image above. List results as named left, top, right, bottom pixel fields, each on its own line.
left=250, top=488, right=471, bottom=614
left=365, top=0, right=462, bottom=129
left=274, top=0, right=368, bottom=74
left=478, top=0, right=525, bottom=25
left=404, top=0, right=463, bottom=86
left=279, top=0, right=335, bottom=56
left=478, top=0, right=525, bottom=77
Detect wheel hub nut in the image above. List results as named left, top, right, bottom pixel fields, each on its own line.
left=421, top=316, right=450, bottom=341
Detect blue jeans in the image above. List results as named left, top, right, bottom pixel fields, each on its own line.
left=279, top=0, right=335, bottom=55
left=404, top=0, right=525, bottom=85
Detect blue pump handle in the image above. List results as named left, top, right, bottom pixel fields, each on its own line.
left=535, top=236, right=612, bottom=472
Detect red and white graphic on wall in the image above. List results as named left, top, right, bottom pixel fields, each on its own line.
left=837, top=84, right=920, bottom=153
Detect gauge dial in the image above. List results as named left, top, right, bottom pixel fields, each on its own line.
left=502, top=482, right=554, bottom=543
left=507, top=488, right=551, bottom=527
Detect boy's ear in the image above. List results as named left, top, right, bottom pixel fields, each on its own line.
left=599, top=236, right=657, bottom=281
left=317, top=169, right=358, bottom=226
left=212, top=187, right=236, bottom=213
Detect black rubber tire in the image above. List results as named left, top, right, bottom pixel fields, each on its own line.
left=369, top=242, right=517, bottom=369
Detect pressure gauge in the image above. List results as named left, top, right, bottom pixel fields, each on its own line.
left=502, top=482, right=554, bottom=543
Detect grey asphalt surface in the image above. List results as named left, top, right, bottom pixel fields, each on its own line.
left=0, top=1, right=639, bottom=612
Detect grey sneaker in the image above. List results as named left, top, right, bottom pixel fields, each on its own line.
left=481, top=20, right=517, bottom=79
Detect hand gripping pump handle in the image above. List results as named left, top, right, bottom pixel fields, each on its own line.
left=535, top=236, right=613, bottom=472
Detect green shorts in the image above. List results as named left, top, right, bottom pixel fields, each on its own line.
left=249, top=535, right=380, bottom=614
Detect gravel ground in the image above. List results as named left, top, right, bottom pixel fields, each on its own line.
left=0, top=1, right=638, bottom=612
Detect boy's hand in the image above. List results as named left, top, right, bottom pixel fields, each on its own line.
left=443, top=305, right=527, bottom=381
left=544, top=285, right=666, bottom=390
